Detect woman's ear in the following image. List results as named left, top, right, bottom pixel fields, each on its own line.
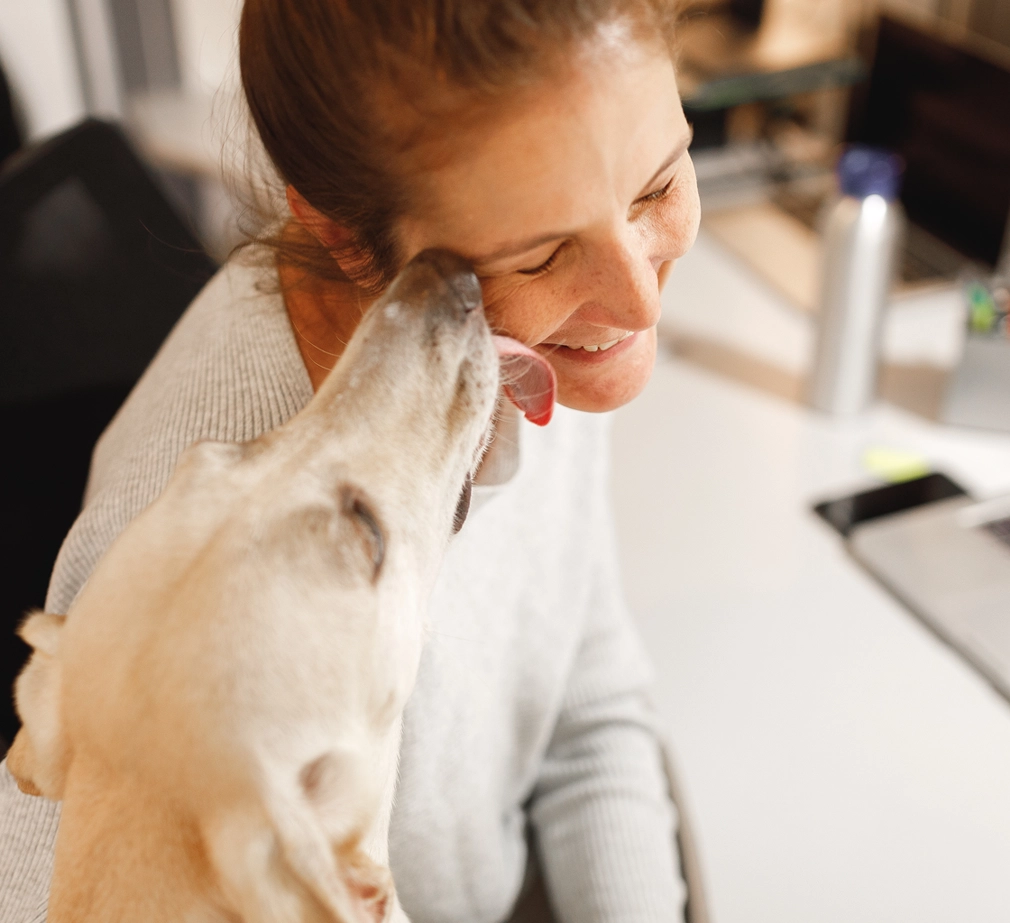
left=286, top=186, right=385, bottom=292
left=286, top=186, right=353, bottom=251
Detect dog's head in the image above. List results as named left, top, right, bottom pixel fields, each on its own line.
left=10, top=250, right=555, bottom=922
left=267, top=246, right=502, bottom=588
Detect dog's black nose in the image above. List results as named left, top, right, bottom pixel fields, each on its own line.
left=411, top=249, right=482, bottom=314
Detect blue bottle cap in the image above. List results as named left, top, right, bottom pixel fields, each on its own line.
left=837, top=146, right=903, bottom=200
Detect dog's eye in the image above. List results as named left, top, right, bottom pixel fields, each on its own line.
left=340, top=487, right=385, bottom=580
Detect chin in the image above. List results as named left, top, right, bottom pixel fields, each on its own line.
left=551, top=327, right=658, bottom=413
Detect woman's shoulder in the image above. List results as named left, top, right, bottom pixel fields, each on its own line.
left=89, top=258, right=313, bottom=491
left=47, top=258, right=315, bottom=613
left=127, top=257, right=312, bottom=433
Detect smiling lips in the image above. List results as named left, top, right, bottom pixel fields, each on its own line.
left=545, top=330, right=636, bottom=353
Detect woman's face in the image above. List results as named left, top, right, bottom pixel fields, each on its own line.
left=395, top=27, right=700, bottom=413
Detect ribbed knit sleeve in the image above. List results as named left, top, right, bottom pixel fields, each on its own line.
left=0, top=765, right=58, bottom=923
left=45, top=261, right=312, bottom=616
left=528, top=449, right=687, bottom=922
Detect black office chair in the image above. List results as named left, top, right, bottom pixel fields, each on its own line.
left=0, top=119, right=218, bottom=754
left=0, top=56, right=22, bottom=165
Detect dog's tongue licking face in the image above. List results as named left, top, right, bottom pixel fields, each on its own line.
left=492, top=336, right=557, bottom=426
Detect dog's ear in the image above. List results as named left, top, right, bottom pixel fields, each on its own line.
left=17, top=609, right=64, bottom=654
left=9, top=612, right=70, bottom=799
left=6, top=729, right=43, bottom=796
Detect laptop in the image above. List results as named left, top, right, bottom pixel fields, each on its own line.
left=816, top=477, right=1010, bottom=702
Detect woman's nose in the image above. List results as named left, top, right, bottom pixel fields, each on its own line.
left=581, top=231, right=663, bottom=330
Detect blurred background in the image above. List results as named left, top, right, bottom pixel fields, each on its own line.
left=2, top=1, right=1010, bottom=921
left=2, top=0, right=1010, bottom=269
left=0, top=0, right=244, bottom=261
left=1, top=0, right=1009, bottom=271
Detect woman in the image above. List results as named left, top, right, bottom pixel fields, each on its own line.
left=0, top=1, right=700, bottom=920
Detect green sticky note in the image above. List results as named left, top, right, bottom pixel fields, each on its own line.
left=862, top=447, right=931, bottom=483
left=968, top=283, right=998, bottom=334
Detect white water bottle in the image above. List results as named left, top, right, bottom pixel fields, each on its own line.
left=808, top=147, right=903, bottom=416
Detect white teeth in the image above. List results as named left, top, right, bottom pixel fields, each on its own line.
left=574, top=331, right=632, bottom=352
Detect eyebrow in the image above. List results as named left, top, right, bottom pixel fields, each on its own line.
left=471, top=230, right=576, bottom=266
left=638, top=127, right=694, bottom=197
left=471, top=129, right=695, bottom=267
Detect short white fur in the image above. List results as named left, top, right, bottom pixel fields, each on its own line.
left=8, top=252, right=500, bottom=923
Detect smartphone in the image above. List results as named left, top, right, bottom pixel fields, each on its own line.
left=813, top=472, right=969, bottom=538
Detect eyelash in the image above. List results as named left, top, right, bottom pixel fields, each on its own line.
left=515, top=173, right=678, bottom=277
left=640, top=174, right=677, bottom=203
left=517, top=244, right=565, bottom=277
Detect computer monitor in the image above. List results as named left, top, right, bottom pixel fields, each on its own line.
left=847, top=14, right=1010, bottom=269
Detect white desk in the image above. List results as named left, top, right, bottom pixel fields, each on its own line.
left=611, top=231, right=1010, bottom=922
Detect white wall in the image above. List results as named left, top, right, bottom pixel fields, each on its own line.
left=172, top=0, right=241, bottom=95
left=0, top=0, right=85, bottom=140
left=0, top=0, right=242, bottom=142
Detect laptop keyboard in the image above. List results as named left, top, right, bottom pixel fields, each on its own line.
left=985, top=517, right=1010, bottom=548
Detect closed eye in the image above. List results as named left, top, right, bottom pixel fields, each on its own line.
left=340, top=487, right=385, bottom=581
left=516, top=242, right=566, bottom=277
left=637, top=174, right=677, bottom=204
left=513, top=160, right=683, bottom=276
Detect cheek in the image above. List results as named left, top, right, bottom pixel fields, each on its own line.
left=647, top=180, right=701, bottom=260
left=480, top=277, right=573, bottom=345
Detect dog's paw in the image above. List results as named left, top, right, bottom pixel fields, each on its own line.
left=207, top=806, right=397, bottom=923
left=337, top=845, right=395, bottom=923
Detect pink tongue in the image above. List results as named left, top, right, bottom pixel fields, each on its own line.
left=493, top=336, right=557, bottom=426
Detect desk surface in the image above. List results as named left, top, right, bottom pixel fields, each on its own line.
left=611, top=232, right=1010, bottom=923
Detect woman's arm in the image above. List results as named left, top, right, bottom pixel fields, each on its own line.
left=528, top=484, right=687, bottom=922
left=0, top=761, right=59, bottom=923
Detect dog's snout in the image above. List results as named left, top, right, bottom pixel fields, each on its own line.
left=410, top=249, right=482, bottom=315
left=446, top=268, right=482, bottom=315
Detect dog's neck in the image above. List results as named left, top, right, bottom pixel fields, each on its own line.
left=48, top=756, right=228, bottom=923
left=45, top=720, right=409, bottom=923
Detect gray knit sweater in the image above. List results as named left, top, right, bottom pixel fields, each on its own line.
left=0, top=261, right=685, bottom=923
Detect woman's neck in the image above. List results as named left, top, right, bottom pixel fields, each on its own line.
left=278, top=252, right=374, bottom=392
left=277, top=240, right=520, bottom=488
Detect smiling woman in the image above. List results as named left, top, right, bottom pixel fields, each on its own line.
left=241, top=0, right=699, bottom=411
left=395, top=37, right=699, bottom=412
left=0, top=2, right=703, bottom=922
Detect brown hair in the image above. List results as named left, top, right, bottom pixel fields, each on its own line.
left=239, top=0, right=679, bottom=290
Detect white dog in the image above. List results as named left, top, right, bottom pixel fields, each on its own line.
left=7, top=249, right=554, bottom=923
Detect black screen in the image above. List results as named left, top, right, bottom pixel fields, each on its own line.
left=847, top=15, right=1010, bottom=267
left=813, top=472, right=968, bottom=538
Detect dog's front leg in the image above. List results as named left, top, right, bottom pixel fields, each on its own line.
left=359, top=718, right=411, bottom=923
left=385, top=894, right=411, bottom=923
